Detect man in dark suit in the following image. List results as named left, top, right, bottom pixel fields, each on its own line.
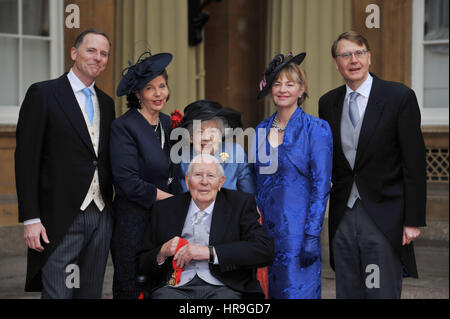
left=15, top=29, right=115, bottom=298
left=319, top=31, right=426, bottom=298
left=138, top=154, right=274, bottom=299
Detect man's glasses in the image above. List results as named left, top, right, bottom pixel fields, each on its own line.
left=335, top=49, right=369, bottom=60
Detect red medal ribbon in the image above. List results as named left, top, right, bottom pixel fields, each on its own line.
left=172, top=238, right=189, bottom=285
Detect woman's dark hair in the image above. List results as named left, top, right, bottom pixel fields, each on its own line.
left=126, top=69, right=169, bottom=109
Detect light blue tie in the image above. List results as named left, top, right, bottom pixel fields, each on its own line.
left=82, top=88, right=94, bottom=125
left=349, top=91, right=360, bottom=128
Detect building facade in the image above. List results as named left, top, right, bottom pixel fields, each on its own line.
left=0, top=0, right=448, bottom=252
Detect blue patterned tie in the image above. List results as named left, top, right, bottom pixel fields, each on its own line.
left=82, top=88, right=94, bottom=125
left=349, top=91, right=360, bottom=128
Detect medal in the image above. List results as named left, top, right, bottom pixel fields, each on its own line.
left=169, top=271, right=177, bottom=286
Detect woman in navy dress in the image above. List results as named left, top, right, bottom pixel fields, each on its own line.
left=110, top=51, right=181, bottom=298
left=176, top=99, right=255, bottom=194
left=252, top=52, right=333, bottom=299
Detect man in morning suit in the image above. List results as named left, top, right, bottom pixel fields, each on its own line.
left=15, top=29, right=116, bottom=298
left=138, top=154, right=274, bottom=299
left=318, top=31, right=426, bottom=298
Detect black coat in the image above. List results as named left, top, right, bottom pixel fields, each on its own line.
left=15, top=74, right=115, bottom=291
left=109, top=108, right=182, bottom=298
left=138, top=189, right=274, bottom=298
left=318, top=74, right=426, bottom=278
left=109, top=108, right=181, bottom=209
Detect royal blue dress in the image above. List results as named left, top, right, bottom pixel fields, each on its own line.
left=251, top=107, right=332, bottom=299
left=180, top=142, right=255, bottom=194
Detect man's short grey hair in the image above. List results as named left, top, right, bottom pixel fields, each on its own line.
left=187, top=154, right=225, bottom=178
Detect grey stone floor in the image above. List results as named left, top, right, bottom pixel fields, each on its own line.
left=0, top=244, right=447, bottom=299
left=320, top=244, right=449, bottom=299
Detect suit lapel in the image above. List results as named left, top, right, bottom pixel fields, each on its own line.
left=96, top=86, right=108, bottom=156
left=160, top=115, right=173, bottom=163
left=161, top=115, right=171, bottom=148
left=54, top=74, right=96, bottom=156
left=355, top=76, right=386, bottom=167
left=209, top=191, right=231, bottom=245
left=331, top=87, right=353, bottom=172
left=174, top=192, right=193, bottom=236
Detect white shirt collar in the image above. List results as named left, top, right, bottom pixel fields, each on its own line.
left=67, top=68, right=96, bottom=95
left=345, top=73, right=373, bottom=99
left=188, top=198, right=215, bottom=216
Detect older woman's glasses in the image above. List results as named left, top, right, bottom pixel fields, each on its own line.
left=335, top=49, right=369, bottom=60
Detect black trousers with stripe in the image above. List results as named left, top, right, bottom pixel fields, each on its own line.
left=332, top=200, right=403, bottom=299
left=41, top=202, right=112, bottom=299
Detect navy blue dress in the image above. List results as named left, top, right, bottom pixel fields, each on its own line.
left=252, top=107, right=332, bottom=299
left=110, top=108, right=181, bottom=299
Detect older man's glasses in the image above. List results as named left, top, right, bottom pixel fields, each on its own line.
left=335, top=49, right=369, bottom=60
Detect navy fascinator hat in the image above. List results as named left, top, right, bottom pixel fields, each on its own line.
left=116, top=51, right=172, bottom=97
left=257, top=52, right=306, bottom=99
left=180, top=100, right=242, bottom=131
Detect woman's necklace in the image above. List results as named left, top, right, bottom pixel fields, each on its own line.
left=153, top=117, right=160, bottom=132
left=138, top=108, right=165, bottom=148
left=271, top=115, right=286, bottom=132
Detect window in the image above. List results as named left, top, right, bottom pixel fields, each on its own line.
left=412, top=0, right=449, bottom=125
left=0, top=0, right=64, bottom=124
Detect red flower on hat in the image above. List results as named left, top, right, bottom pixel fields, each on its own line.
left=170, top=109, right=183, bottom=129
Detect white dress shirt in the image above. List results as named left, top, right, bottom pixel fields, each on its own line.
left=157, top=199, right=219, bottom=266
left=186, top=199, right=219, bottom=264
left=344, top=73, right=373, bottom=120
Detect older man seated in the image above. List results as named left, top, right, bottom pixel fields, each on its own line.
left=138, top=154, right=274, bottom=299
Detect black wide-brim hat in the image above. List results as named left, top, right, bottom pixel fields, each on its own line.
left=180, top=99, right=242, bottom=130
left=257, top=52, right=306, bottom=99
left=116, top=51, right=172, bottom=97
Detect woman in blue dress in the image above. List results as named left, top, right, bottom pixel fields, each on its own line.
left=252, top=52, right=333, bottom=299
left=177, top=99, right=255, bottom=194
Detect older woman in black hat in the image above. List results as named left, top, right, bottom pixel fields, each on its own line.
left=177, top=99, right=255, bottom=194
left=110, top=51, right=182, bottom=298
left=251, top=52, right=333, bottom=299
